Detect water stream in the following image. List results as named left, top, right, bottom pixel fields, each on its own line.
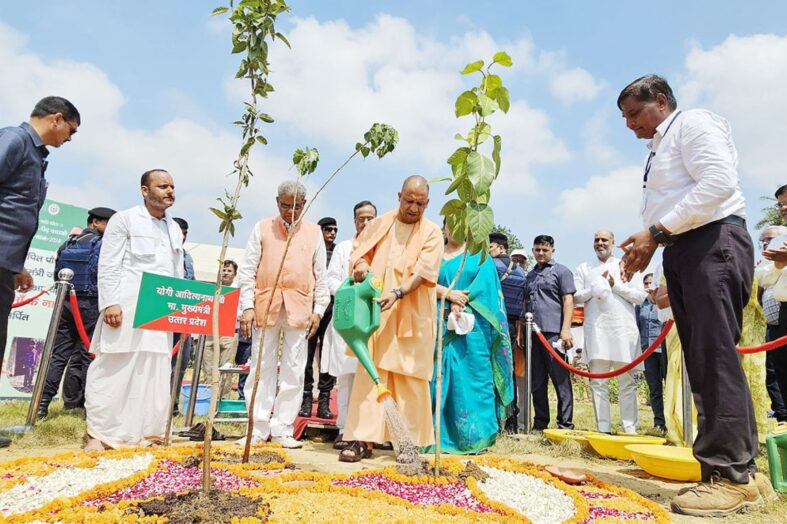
left=380, top=395, right=421, bottom=466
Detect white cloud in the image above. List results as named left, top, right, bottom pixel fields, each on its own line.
left=550, top=67, right=604, bottom=103
left=582, top=110, right=621, bottom=164
left=225, top=14, right=570, bottom=194
left=678, top=33, right=787, bottom=189
left=557, top=166, right=643, bottom=235
left=0, top=20, right=294, bottom=248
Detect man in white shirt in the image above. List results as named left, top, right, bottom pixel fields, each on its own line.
left=617, top=75, right=763, bottom=517
left=320, top=200, right=377, bottom=449
left=237, top=181, right=329, bottom=448
left=574, top=230, right=646, bottom=435
left=85, top=169, right=184, bottom=450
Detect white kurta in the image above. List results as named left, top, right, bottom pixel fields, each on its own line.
left=574, top=256, right=647, bottom=366
left=86, top=205, right=183, bottom=448
left=319, top=239, right=358, bottom=377
left=574, top=255, right=647, bottom=434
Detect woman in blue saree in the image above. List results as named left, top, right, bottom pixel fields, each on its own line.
left=425, top=224, right=515, bottom=454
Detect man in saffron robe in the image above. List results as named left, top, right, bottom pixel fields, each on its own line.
left=340, top=175, right=444, bottom=462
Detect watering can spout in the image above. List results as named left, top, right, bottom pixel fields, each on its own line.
left=333, top=275, right=388, bottom=400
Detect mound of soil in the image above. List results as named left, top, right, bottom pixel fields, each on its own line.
left=217, top=450, right=287, bottom=466
left=128, top=490, right=268, bottom=523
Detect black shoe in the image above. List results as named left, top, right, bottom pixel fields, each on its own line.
left=298, top=396, right=313, bottom=418
left=316, top=396, right=333, bottom=419
left=36, top=408, right=48, bottom=420
left=0, top=436, right=10, bottom=448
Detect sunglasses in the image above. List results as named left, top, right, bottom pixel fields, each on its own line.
left=322, top=226, right=338, bottom=233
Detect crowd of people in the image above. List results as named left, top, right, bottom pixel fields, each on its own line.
left=2, top=73, right=787, bottom=517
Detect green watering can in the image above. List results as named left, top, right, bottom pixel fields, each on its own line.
left=333, top=274, right=391, bottom=401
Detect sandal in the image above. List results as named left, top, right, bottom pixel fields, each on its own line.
left=178, top=422, right=205, bottom=438
left=189, top=426, right=226, bottom=442
left=333, top=434, right=351, bottom=450
left=338, top=441, right=372, bottom=463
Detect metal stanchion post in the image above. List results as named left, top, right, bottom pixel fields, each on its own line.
left=681, top=354, right=693, bottom=447
left=184, top=334, right=206, bottom=428
left=24, top=269, right=73, bottom=429
left=523, top=312, right=533, bottom=434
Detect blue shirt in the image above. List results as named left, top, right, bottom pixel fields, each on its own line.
left=636, top=299, right=662, bottom=352
left=0, top=122, right=49, bottom=273
left=523, top=259, right=575, bottom=334
left=183, top=251, right=196, bottom=281
left=492, top=254, right=526, bottom=319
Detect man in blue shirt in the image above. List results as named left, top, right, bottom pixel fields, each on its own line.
left=489, top=232, right=527, bottom=431
left=635, top=273, right=666, bottom=433
left=0, top=96, right=80, bottom=448
left=522, top=234, right=575, bottom=430
left=171, top=217, right=195, bottom=415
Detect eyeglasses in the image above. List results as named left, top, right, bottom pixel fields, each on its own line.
left=355, top=216, right=375, bottom=223
left=760, top=237, right=775, bottom=246
left=322, top=226, right=338, bottom=233
left=775, top=202, right=787, bottom=210
left=278, top=201, right=303, bottom=211
left=61, top=119, right=78, bottom=136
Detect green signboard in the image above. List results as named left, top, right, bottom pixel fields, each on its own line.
left=133, top=273, right=240, bottom=336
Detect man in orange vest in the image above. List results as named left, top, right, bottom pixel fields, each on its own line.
left=238, top=180, right=329, bottom=448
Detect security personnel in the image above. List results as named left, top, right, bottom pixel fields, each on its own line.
left=489, top=232, right=527, bottom=431
left=37, top=206, right=115, bottom=418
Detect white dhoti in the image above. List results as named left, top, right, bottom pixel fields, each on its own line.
left=85, top=351, right=170, bottom=448
left=320, top=316, right=357, bottom=431
left=588, top=359, right=638, bottom=434
left=244, top=312, right=308, bottom=439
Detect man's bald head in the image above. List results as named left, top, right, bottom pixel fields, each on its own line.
left=397, top=175, right=430, bottom=224
left=401, top=175, right=429, bottom=194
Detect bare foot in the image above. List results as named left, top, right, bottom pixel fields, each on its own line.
left=83, top=437, right=105, bottom=452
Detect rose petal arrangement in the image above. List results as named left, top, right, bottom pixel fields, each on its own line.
left=0, top=444, right=669, bottom=523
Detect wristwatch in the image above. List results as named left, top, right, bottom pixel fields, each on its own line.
left=648, top=225, right=672, bottom=246
left=392, top=288, right=404, bottom=299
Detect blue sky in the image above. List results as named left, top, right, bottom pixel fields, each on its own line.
left=1, top=1, right=785, bottom=271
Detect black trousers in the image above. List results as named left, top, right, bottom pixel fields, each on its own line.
left=643, top=345, right=667, bottom=428
left=303, top=307, right=336, bottom=399
left=771, top=305, right=787, bottom=423
left=765, top=324, right=786, bottom=420
left=663, top=221, right=756, bottom=484
left=0, top=268, right=15, bottom=376
left=235, top=334, right=252, bottom=399
left=40, top=296, right=99, bottom=410
left=506, top=319, right=520, bottom=429
left=531, top=331, right=574, bottom=430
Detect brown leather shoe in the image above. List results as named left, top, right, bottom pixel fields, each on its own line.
left=670, top=475, right=763, bottom=517
left=753, top=472, right=777, bottom=502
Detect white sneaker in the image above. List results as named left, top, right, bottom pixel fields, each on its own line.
left=235, top=434, right=267, bottom=445
left=272, top=436, right=302, bottom=449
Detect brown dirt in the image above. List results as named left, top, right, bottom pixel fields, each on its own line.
left=128, top=490, right=268, bottom=523
left=216, top=450, right=287, bottom=466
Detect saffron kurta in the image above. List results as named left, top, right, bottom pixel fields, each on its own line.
left=343, top=210, right=444, bottom=446
left=85, top=205, right=184, bottom=448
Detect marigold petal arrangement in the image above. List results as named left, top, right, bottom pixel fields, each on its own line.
left=0, top=444, right=669, bottom=523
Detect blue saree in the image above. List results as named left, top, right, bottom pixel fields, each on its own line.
left=425, top=252, right=515, bottom=454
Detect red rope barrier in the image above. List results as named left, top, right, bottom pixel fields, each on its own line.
left=69, top=291, right=93, bottom=353
left=737, top=335, right=787, bottom=354
left=535, top=319, right=674, bottom=379
left=10, top=287, right=50, bottom=308
left=70, top=291, right=182, bottom=359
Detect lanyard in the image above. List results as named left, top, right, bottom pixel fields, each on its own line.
left=642, top=110, right=682, bottom=188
